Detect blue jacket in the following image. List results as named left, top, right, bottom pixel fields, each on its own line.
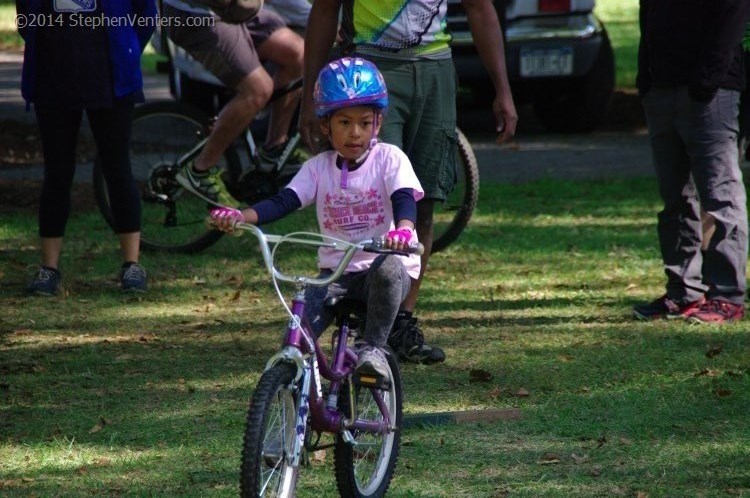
left=17, top=0, right=157, bottom=104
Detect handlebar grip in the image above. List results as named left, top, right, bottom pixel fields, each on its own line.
left=204, top=217, right=243, bottom=237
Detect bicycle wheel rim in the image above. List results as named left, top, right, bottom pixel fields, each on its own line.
left=431, top=127, right=479, bottom=254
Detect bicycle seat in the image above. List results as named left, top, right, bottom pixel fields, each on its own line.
left=324, top=297, right=367, bottom=325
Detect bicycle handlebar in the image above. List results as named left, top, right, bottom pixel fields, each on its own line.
left=206, top=219, right=423, bottom=287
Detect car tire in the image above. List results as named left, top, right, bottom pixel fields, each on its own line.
left=532, top=31, right=615, bottom=133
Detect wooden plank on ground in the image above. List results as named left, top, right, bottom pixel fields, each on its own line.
left=402, top=408, right=522, bottom=429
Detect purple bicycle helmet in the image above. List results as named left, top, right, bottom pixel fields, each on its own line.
left=313, top=57, right=388, bottom=118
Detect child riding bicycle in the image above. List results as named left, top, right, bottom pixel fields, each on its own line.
left=210, top=57, right=424, bottom=383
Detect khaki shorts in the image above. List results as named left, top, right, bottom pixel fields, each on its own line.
left=164, top=6, right=285, bottom=89
left=364, top=56, right=458, bottom=201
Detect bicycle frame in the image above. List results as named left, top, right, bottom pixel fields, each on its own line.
left=232, top=223, right=403, bottom=468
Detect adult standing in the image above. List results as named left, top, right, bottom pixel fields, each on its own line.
left=299, top=0, right=517, bottom=364
left=632, top=0, right=750, bottom=323
left=18, top=0, right=156, bottom=295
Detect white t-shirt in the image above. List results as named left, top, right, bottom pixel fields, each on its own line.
left=287, top=142, right=424, bottom=279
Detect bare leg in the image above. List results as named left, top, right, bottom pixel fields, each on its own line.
left=193, top=66, right=274, bottom=171
left=256, top=27, right=304, bottom=148
left=40, top=237, right=63, bottom=269
left=119, top=231, right=141, bottom=263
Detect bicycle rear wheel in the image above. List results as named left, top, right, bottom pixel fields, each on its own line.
left=93, top=101, right=242, bottom=253
left=240, top=362, right=300, bottom=498
left=431, top=127, right=480, bottom=253
left=334, top=348, right=402, bottom=498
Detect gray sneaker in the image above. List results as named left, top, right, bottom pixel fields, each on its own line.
left=355, top=345, right=391, bottom=385
left=120, top=262, right=147, bottom=293
left=175, top=162, right=235, bottom=206
left=27, top=266, right=61, bottom=296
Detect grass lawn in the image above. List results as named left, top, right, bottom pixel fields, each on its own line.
left=2, top=178, right=749, bottom=496
left=595, top=0, right=639, bottom=89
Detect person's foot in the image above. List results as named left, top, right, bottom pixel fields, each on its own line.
left=27, top=266, right=61, bottom=296
left=175, top=162, right=235, bottom=206
left=388, top=314, right=445, bottom=364
left=120, top=262, right=147, bottom=293
left=687, top=299, right=744, bottom=324
left=632, top=294, right=705, bottom=320
left=355, top=345, right=391, bottom=384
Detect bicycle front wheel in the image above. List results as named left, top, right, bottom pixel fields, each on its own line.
left=431, top=127, right=480, bottom=253
left=93, top=101, right=242, bottom=253
left=334, top=348, right=402, bottom=498
left=240, top=362, right=300, bottom=498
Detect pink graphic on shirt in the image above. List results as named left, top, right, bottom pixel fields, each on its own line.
left=322, top=189, right=386, bottom=237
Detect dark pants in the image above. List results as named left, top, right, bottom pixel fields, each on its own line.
left=35, top=103, right=141, bottom=237
left=304, top=255, right=411, bottom=347
left=642, top=87, right=748, bottom=304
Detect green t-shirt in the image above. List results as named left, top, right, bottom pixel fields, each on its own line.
left=341, top=0, right=452, bottom=60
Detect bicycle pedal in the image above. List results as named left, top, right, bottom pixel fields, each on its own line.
left=353, top=372, right=390, bottom=391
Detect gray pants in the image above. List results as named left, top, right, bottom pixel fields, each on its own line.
left=304, top=255, right=411, bottom=347
left=642, top=87, right=748, bottom=304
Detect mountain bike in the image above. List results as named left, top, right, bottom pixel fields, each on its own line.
left=92, top=84, right=479, bottom=254
left=213, top=221, right=421, bottom=497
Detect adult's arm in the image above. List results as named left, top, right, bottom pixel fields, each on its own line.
left=462, top=0, right=517, bottom=144
left=299, top=0, right=342, bottom=152
left=690, top=0, right=750, bottom=101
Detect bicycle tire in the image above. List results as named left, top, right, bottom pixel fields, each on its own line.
left=430, top=127, right=480, bottom=253
left=334, top=348, right=402, bottom=498
left=92, top=100, right=242, bottom=253
left=240, top=362, right=300, bottom=498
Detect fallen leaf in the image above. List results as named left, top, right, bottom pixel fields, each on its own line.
left=513, top=388, right=530, bottom=397
left=469, top=369, right=493, bottom=382
left=706, top=344, right=723, bottom=358
left=571, top=453, right=589, bottom=464
left=619, top=437, right=633, bottom=446
left=94, top=457, right=112, bottom=467
left=89, top=417, right=109, bottom=434
left=231, top=290, right=241, bottom=301
left=714, top=388, right=732, bottom=397
left=537, top=453, right=560, bottom=465
left=694, top=368, right=719, bottom=377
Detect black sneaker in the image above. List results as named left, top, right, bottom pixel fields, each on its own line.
left=632, top=294, right=705, bottom=320
left=120, top=262, right=147, bottom=293
left=27, top=266, right=61, bottom=296
left=388, top=315, right=445, bottom=364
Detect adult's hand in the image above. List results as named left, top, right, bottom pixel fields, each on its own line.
left=493, top=92, right=517, bottom=144
left=299, top=99, right=326, bottom=154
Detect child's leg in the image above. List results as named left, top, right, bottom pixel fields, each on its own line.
left=361, top=255, right=411, bottom=348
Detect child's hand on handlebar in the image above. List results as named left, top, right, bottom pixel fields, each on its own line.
left=384, top=226, right=415, bottom=252
left=209, top=207, right=245, bottom=233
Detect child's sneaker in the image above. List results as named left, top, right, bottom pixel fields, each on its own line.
left=687, top=299, right=744, bottom=324
left=120, top=262, right=147, bottom=293
left=632, top=294, right=704, bottom=320
left=27, top=266, right=61, bottom=296
left=175, top=162, right=235, bottom=206
left=355, top=345, right=391, bottom=386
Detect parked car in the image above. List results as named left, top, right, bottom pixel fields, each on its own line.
left=448, top=0, right=615, bottom=132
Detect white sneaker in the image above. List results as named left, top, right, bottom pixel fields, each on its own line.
left=355, top=345, right=391, bottom=384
